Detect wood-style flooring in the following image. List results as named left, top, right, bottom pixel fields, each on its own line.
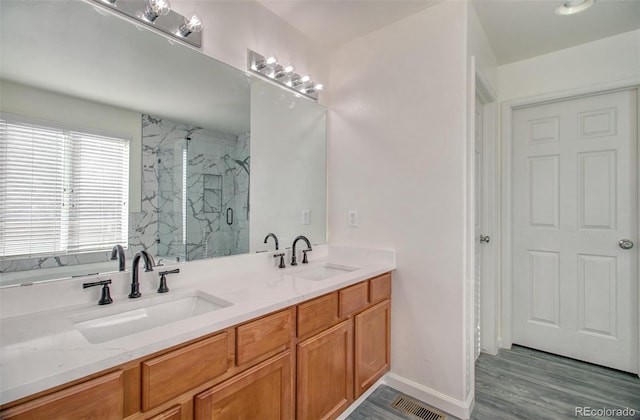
left=347, top=345, right=640, bottom=419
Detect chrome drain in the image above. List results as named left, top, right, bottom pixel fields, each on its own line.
left=391, top=395, right=446, bottom=420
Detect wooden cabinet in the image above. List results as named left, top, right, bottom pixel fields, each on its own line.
left=194, top=351, right=293, bottom=420
left=296, top=320, right=353, bottom=420
left=297, top=292, right=338, bottom=338
left=354, top=300, right=391, bottom=398
left=1, top=272, right=392, bottom=420
left=369, top=272, right=392, bottom=304
left=236, top=309, right=293, bottom=367
left=141, top=331, right=233, bottom=411
left=1, top=371, right=123, bottom=420
left=338, top=281, right=369, bottom=317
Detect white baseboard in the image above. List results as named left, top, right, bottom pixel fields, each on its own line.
left=336, top=377, right=385, bottom=420
left=383, top=373, right=474, bottom=419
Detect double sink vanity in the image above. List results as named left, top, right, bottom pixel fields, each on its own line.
left=0, top=2, right=390, bottom=418
left=0, top=245, right=395, bottom=419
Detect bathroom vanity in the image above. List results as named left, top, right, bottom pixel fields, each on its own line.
left=0, top=246, right=395, bottom=419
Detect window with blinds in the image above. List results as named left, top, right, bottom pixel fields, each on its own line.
left=0, top=113, right=129, bottom=258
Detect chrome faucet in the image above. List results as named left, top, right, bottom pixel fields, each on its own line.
left=129, top=250, right=155, bottom=298
left=110, top=244, right=126, bottom=272
left=264, top=233, right=279, bottom=250
left=291, top=235, right=312, bottom=266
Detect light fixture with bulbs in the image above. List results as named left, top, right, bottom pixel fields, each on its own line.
left=143, top=0, right=171, bottom=23
left=90, top=0, right=203, bottom=47
left=555, top=0, right=595, bottom=15
left=247, top=50, right=324, bottom=100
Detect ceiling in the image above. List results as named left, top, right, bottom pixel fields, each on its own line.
left=257, top=0, right=440, bottom=47
left=257, top=0, right=640, bottom=64
left=473, top=0, right=640, bottom=64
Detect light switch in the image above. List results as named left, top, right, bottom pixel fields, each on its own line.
left=302, top=209, right=310, bottom=225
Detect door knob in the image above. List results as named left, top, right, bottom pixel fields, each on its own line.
left=619, top=239, right=634, bottom=250
left=480, top=235, right=490, bottom=244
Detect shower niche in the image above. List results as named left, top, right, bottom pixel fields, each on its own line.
left=142, top=115, right=250, bottom=262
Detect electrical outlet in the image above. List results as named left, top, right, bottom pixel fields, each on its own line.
left=302, top=210, right=310, bottom=225
left=348, top=210, right=359, bottom=227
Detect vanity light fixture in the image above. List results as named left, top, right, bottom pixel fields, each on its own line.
left=254, top=55, right=278, bottom=72
left=143, top=0, right=171, bottom=23
left=89, top=0, right=203, bottom=47
left=555, top=0, right=594, bottom=15
left=178, top=13, right=203, bottom=37
left=247, top=50, right=323, bottom=100
left=274, top=64, right=295, bottom=80
left=291, top=74, right=311, bottom=87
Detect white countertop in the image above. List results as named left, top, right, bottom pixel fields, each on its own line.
left=0, top=245, right=395, bottom=405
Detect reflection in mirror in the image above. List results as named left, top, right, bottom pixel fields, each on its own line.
left=141, top=115, right=250, bottom=262
left=250, top=81, right=327, bottom=252
left=0, top=0, right=327, bottom=287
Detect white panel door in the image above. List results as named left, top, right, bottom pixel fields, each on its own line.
left=512, top=89, right=638, bottom=372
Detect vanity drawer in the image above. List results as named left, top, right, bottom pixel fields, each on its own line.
left=1, top=371, right=123, bottom=420
left=297, top=292, right=339, bottom=337
left=142, top=332, right=232, bottom=411
left=236, top=309, right=293, bottom=367
left=339, top=281, right=369, bottom=317
left=369, top=272, right=392, bottom=304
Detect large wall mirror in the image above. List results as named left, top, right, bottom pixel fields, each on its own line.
left=0, top=0, right=327, bottom=286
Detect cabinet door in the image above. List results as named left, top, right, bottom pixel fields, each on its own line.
left=354, top=299, right=391, bottom=398
left=296, top=320, right=353, bottom=420
left=194, top=351, right=292, bottom=420
left=1, top=371, right=123, bottom=420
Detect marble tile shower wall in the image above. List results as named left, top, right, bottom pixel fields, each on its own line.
left=0, top=116, right=249, bottom=276
left=131, top=115, right=250, bottom=262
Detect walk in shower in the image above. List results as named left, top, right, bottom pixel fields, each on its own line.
left=143, top=115, right=249, bottom=262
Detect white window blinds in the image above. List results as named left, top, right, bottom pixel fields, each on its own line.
left=0, top=114, right=129, bottom=258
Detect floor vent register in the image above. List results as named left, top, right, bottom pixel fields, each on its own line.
left=391, top=395, right=446, bottom=420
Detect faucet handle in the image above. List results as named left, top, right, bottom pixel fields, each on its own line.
left=274, top=253, right=286, bottom=269
left=302, top=248, right=312, bottom=264
left=157, top=268, right=180, bottom=293
left=83, top=279, right=113, bottom=305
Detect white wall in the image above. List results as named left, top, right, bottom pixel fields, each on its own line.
left=327, top=2, right=472, bottom=416
left=0, top=80, right=142, bottom=212
left=499, top=29, right=640, bottom=101
left=468, top=4, right=498, bottom=92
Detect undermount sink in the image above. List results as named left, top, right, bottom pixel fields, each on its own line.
left=293, top=263, right=359, bottom=281
left=72, top=290, right=232, bottom=344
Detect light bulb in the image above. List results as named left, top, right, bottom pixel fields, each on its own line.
left=314, top=83, right=324, bottom=91
left=178, top=13, right=203, bottom=37
left=291, top=74, right=309, bottom=86
left=144, top=0, right=171, bottom=22
left=265, top=56, right=278, bottom=66
left=274, top=64, right=295, bottom=79
left=255, top=55, right=278, bottom=71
